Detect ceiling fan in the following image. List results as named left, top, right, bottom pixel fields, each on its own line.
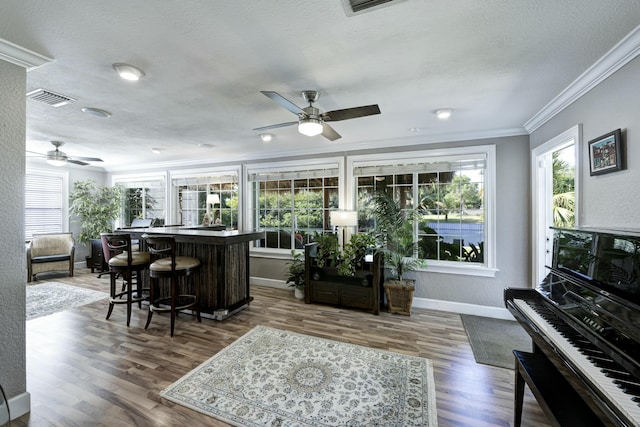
left=253, top=90, right=381, bottom=141
left=27, top=141, right=104, bottom=166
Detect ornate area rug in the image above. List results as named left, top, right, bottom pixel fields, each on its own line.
left=26, top=282, right=108, bottom=320
left=161, top=325, right=438, bottom=426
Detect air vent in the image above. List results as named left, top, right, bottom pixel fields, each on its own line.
left=342, top=0, right=406, bottom=16
left=26, top=88, right=76, bottom=107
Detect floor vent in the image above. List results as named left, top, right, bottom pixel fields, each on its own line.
left=26, top=88, right=76, bottom=107
left=342, top=0, right=406, bottom=16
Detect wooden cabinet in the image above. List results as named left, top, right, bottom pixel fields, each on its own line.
left=304, top=243, right=383, bottom=315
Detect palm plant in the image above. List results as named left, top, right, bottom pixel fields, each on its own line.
left=370, top=188, right=424, bottom=281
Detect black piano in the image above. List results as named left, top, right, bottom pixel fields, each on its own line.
left=505, top=227, right=640, bottom=426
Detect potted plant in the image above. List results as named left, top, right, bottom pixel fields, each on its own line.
left=371, top=188, right=424, bottom=315
left=312, top=232, right=340, bottom=268
left=69, top=179, right=123, bottom=266
left=337, top=232, right=377, bottom=279
left=285, top=249, right=305, bottom=300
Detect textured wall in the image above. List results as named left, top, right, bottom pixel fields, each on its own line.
left=0, top=61, right=27, bottom=400
left=531, top=56, right=640, bottom=229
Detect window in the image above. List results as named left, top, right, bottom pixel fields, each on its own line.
left=170, top=170, right=240, bottom=228
left=25, top=169, right=68, bottom=240
left=247, top=159, right=343, bottom=250
left=112, top=175, right=166, bottom=227
left=349, top=146, right=496, bottom=274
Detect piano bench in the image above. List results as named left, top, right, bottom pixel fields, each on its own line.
left=513, top=350, right=605, bottom=427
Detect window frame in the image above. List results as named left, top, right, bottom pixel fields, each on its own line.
left=169, top=166, right=242, bottom=228
left=347, top=145, right=497, bottom=277
left=245, top=157, right=345, bottom=256
left=111, top=172, right=168, bottom=228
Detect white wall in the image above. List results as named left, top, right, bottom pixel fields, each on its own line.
left=0, top=60, right=28, bottom=412
left=531, top=56, right=640, bottom=229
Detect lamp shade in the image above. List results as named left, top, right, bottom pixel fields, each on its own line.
left=330, top=210, right=358, bottom=227
left=206, top=194, right=220, bottom=205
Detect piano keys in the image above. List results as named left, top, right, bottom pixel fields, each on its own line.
left=505, top=227, right=640, bottom=426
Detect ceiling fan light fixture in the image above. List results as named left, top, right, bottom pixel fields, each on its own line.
left=46, top=158, right=66, bottom=167
left=298, top=118, right=323, bottom=136
left=435, top=108, right=452, bottom=120
left=112, top=63, right=145, bottom=81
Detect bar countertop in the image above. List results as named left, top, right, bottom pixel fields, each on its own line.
left=120, top=226, right=264, bottom=244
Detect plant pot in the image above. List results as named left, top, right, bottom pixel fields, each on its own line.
left=383, top=279, right=415, bottom=316
left=294, top=287, right=305, bottom=300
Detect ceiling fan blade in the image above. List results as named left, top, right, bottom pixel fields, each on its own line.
left=67, top=159, right=89, bottom=166
left=322, top=104, right=381, bottom=122
left=321, top=123, right=341, bottom=141
left=26, top=150, right=46, bottom=156
left=70, top=156, right=103, bottom=162
left=260, top=91, right=305, bottom=115
left=253, top=121, right=298, bottom=131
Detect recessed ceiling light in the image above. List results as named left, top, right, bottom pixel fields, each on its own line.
left=260, top=133, right=273, bottom=142
left=112, top=63, right=145, bottom=81
left=409, top=127, right=421, bottom=133
left=81, top=107, right=111, bottom=118
left=151, top=147, right=162, bottom=154
left=435, top=108, right=452, bottom=120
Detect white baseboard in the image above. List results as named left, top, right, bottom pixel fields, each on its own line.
left=412, top=297, right=514, bottom=320
left=8, top=391, right=30, bottom=420
left=251, top=277, right=288, bottom=289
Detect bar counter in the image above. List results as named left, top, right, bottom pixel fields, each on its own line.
left=118, top=226, right=264, bottom=320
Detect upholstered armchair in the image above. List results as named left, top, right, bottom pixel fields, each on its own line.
left=27, top=232, right=75, bottom=282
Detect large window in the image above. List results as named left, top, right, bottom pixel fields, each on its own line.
left=350, top=146, right=495, bottom=273
left=171, top=170, right=240, bottom=228
left=25, top=169, right=68, bottom=239
left=248, top=160, right=342, bottom=250
left=112, top=175, right=166, bottom=227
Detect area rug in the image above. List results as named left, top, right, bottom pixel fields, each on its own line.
left=26, top=282, right=108, bottom=320
left=161, top=325, right=438, bottom=426
left=461, top=314, right=532, bottom=369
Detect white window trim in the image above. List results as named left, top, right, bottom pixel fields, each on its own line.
left=244, top=157, right=345, bottom=255
left=111, top=171, right=169, bottom=228
left=347, top=145, right=497, bottom=277
left=169, top=165, right=242, bottom=228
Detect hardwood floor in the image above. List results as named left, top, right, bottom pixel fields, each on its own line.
left=16, top=268, right=549, bottom=426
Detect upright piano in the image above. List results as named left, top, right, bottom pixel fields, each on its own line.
left=505, top=227, right=640, bottom=426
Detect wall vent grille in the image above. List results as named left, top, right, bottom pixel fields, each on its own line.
left=342, top=0, right=405, bottom=15
left=26, top=88, right=76, bottom=107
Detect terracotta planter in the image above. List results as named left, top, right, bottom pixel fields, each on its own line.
left=383, top=279, right=415, bottom=316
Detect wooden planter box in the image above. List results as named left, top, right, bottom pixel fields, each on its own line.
left=304, top=243, right=383, bottom=315
left=383, top=279, right=415, bottom=316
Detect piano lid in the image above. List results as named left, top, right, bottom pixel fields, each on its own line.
left=551, top=227, right=640, bottom=308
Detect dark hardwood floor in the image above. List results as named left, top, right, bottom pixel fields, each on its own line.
left=16, top=268, right=549, bottom=426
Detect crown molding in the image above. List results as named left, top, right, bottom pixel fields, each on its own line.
left=0, top=37, right=52, bottom=70
left=524, top=25, right=640, bottom=133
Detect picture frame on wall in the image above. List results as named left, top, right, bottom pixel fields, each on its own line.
left=588, top=129, right=623, bottom=176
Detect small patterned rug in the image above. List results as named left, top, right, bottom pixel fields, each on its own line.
left=161, top=325, right=438, bottom=427
left=26, top=282, right=108, bottom=320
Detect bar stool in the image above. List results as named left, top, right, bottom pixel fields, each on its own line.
left=142, top=234, right=201, bottom=336
left=101, top=233, right=150, bottom=326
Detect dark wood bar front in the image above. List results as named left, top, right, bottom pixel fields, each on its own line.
left=119, top=227, right=264, bottom=320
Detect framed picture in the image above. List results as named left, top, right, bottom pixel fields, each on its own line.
left=588, top=129, right=623, bottom=176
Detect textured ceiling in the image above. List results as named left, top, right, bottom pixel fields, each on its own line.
left=2, top=0, right=640, bottom=170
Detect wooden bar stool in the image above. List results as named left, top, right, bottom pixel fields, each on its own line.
left=142, top=234, right=201, bottom=336
left=101, top=233, right=150, bottom=326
